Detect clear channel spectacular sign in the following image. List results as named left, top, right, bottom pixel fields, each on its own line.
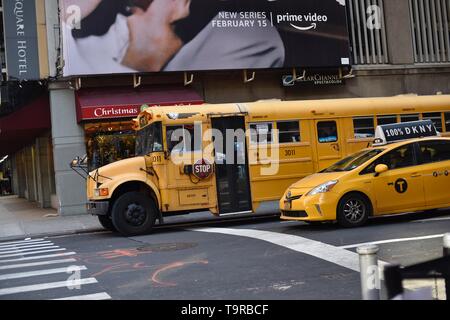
left=60, top=0, right=351, bottom=76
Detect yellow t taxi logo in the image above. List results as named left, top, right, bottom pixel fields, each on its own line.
left=394, top=179, right=408, bottom=194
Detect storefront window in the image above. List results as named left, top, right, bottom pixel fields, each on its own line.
left=86, top=123, right=137, bottom=171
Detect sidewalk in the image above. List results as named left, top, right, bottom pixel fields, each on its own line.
left=0, top=195, right=102, bottom=241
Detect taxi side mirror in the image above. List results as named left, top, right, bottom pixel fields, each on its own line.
left=374, top=164, right=389, bottom=177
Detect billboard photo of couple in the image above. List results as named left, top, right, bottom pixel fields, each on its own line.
left=60, top=0, right=351, bottom=76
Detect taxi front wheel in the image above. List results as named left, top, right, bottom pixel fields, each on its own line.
left=337, top=193, right=371, bottom=228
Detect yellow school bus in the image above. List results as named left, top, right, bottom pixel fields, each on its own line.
left=83, top=94, right=450, bottom=236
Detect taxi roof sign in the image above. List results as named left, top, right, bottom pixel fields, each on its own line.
left=373, top=120, right=439, bottom=146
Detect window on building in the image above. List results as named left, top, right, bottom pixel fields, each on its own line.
left=445, top=112, right=450, bottom=132
left=410, top=0, right=450, bottom=63
left=250, top=123, right=273, bottom=144
left=401, top=114, right=420, bottom=123
left=166, top=123, right=202, bottom=153
left=419, top=140, right=450, bottom=163
left=377, top=115, right=398, bottom=126
left=423, top=113, right=443, bottom=132
left=346, top=0, right=389, bottom=65
left=277, top=121, right=301, bottom=143
left=353, top=116, right=375, bottom=138
left=317, top=121, right=338, bottom=143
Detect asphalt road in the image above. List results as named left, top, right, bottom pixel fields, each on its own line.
left=1, top=208, right=450, bottom=300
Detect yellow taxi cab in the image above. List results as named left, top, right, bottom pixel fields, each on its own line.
left=280, top=120, right=450, bottom=227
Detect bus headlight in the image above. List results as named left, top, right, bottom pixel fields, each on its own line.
left=94, top=188, right=109, bottom=197
left=306, top=180, right=338, bottom=196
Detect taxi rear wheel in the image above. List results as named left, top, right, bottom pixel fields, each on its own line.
left=337, top=193, right=371, bottom=228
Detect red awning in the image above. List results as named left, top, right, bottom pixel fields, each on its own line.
left=75, top=86, right=204, bottom=122
left=0, top=95, right=51, bottom=157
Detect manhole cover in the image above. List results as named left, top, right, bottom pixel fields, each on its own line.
left=137, top=243, right=197, bottom=253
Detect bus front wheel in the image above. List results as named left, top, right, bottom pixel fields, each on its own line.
left=98, top=215, right=117, bottom=232
left=111, top=191, right=157, bottom=236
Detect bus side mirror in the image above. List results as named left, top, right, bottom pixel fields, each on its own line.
left=374, top=164, right=389, bottom=177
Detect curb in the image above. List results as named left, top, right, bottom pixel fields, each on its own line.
left=0, top=227, right=107, bottom=243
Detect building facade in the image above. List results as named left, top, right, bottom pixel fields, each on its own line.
left=1, top=0, right=449, bottom=215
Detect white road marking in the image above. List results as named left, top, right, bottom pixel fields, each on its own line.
left=0, top=248, right=66, bottom=258
left=0, top=239, right=46, bottom=247
left=412, top=216, right=450, bottom=223
left=0, top=266, right=87, bottom=281
left=0, top=246, right=59, bottom=255
left=0, top=278, right=98, bottom=296
left=339, top=234, right=445, bottom=249
left=0, top=259, right=77, bottom=271
left=54, top=292, right=112, bottom=301
left=0, top=241, right=52, bottom=250
left=0, top=252, right=76, bottom=264
left=191, top=227, right=388, bottom=273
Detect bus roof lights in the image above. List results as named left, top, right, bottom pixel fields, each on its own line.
left=373, top=120, right=439, bottom=146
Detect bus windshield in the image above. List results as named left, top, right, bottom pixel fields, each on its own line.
left=322, top=149, right=384, bottom=173
left=136, top=122, right=163, bottom=156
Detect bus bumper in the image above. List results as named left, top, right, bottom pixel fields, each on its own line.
left=87, top=201, right=109, bottom=216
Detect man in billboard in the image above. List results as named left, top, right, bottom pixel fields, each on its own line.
left=61, top=0, right=285, bottom=75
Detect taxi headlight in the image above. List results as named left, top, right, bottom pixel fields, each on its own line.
left=306, top=180, right=339, bottom=196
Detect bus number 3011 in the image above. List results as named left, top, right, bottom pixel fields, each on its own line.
left=285, top=149, right=296, bottom=157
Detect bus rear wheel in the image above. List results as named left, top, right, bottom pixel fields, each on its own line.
left=111, top=191, right=157, bottom=236
left=337, top=193, right=370, bottom=228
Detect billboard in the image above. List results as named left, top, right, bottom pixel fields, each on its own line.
left=60, top=0, right=351, bottom=76
left=2, top=0, right=40, bottom=80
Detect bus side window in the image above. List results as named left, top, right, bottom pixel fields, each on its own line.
left=445, top=113, right=450, bottom=132
left=277, top=121, right=301, bottom=143
left=377, top=114, right=398, bottom=126
left=353, top=116, right=375, bottom=139
left=423, top=112, right=443, bottom=132
left=317, top=121, right=338, bottom=143
left=250, top=123, right=273, bottom=144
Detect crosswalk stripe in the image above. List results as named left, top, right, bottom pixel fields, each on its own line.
left=54, top=292, right=112, bottom=300
left=0, top=266, right=87, bottom=281
left=192, top=227, right=388, bottom=273
left=0, top=278, right=98, bottom=296
left=0, top=246, right=59, bottom=255
left=0, top=259, right=77, bottom=271
left=0, top=252, right=76, bottom=264
left=0, top=239, right=46, bottom=247
left=0, top=242, right=53, bottom=251
left=0, top=248, right=66, bottom=258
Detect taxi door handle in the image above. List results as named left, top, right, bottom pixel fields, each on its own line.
left=410, top=173, right=421, bottom=178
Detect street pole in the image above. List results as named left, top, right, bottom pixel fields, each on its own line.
left=443, top=233, right=450, bottom=257
left=357, top=244, right=380, bottom=300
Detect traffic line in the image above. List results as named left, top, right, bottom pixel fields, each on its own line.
left=0, top=266, right=87, bottom=281
left=0, top=239, right=46, bottom=247
left=0, top=252, right=76, bottom=264
left=339, top=234, right=445, bottom=249
left=54, top=292, right=112, bottom=301
left=191, top=227, right=387, bottom=273
left=0, top=248, right=66, bottom=258
left=0, top=241, right=53, bottom=250
left=412, top=216, right=450, bottom=223
left=0, top=278, right=98, bottom=296
left=0, top=259, right=77, bottom=271
left=0, top=246, right=59, bottom=255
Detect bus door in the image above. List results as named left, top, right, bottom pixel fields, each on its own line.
left=211, top=116, right=252, bottom=214
left=315, top=120, right=343, bottom=171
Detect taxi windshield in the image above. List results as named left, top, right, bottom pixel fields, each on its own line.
left=322, top=149, right=384, bottom=173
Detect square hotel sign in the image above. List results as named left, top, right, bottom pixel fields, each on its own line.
left=60, top=0, right=350, bottom=76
